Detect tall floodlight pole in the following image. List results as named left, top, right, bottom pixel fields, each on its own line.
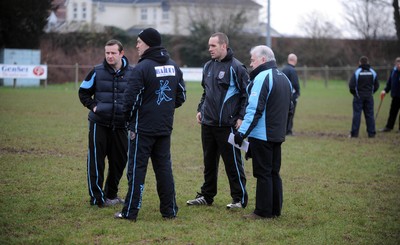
left=266, top=0, right=271, bottom=47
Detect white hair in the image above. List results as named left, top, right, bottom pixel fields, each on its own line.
left=250, top=45, right=276, bottom=62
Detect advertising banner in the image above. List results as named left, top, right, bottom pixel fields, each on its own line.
left=0, top=64, right=47, bottom=79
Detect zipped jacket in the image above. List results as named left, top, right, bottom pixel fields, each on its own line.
left=349, top=64, right=379, bottom=99
left=197, top=48, right=249, bottom=127
left=123, top=46, right=186, bottom=136
left=384, top=66, right=400, bottom=98
left=239, top=61, right=292, bottom=142
left=79, top=56, right=133, bottom=129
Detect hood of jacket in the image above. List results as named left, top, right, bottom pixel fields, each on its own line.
left=359, top=64, right=371, bottom=70
left=138, top=46, right=169, bottom=64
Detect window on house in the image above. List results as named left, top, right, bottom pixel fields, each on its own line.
left=141, top=8, right=147, bottom=20
left=73, top=3, right=78, bottom=19
left=82, top=3, right=87, bottom=20
left=162, top=8, right=169, bottom=20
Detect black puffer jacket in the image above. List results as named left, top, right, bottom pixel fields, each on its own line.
left=79, top=56, right=134, bottom=128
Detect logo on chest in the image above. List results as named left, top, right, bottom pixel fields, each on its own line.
left=218, top=71, right=225, bottom=79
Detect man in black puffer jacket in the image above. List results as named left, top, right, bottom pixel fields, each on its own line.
left=79, top=39, right=134, bottom=207
left=115, top=28, right=186, bottom=221
left=348, top=56, right=379, bottom=138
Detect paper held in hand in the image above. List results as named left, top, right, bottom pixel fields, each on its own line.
left=228, top=133, right=249, bottom=152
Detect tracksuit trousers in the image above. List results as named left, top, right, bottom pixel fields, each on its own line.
left=200, top=125, right=247, bottom=207
left=384, top=97, right=400, bottom=130
left=87, top=121, right=128, bottom=206
left=351, top=96, right=376, bottom=137
left=121, top=133, right=178, bottom=220
left=249, top=138, right=283, bottom=218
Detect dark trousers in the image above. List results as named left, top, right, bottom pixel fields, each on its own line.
left=249, top=138, right=282, bottom=218
left=87, top=122, right=128, bottom=205
left=200, top=125, right=247, bottom=207
left=286, top=100, right=297, bottom=134
left=385, top=97, right=400, bottom=130
left=351, top=96, right=376, bottom=137
left=122, top=134, right=178, bottom=220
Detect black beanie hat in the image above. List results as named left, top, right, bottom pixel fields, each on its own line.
left=138, top=28, right=161, bottom=47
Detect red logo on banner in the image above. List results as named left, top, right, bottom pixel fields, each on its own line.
left=33, top=66, right=45, bottom=76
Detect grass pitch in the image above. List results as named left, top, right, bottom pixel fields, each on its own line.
left=0, top=81, right=399, bottom=244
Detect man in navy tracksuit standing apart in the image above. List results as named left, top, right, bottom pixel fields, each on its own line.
left=235, top=45, right=292, bottom=219
left=348, top=56, right=379, bottom=138
left=187, top=32, right=248, bottom=209
left=115, top=28, right=186, bottom=221
left=79, top=39, right=133, bottom=207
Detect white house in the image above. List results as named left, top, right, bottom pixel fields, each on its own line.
left=62, top=0, right=270, bottom=35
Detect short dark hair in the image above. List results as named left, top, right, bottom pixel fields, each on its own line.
left=211, top=32, right=229, bottom=46
left=359, top=56, right=369, bottom=65
left=106, top=39, right=123, bottom=52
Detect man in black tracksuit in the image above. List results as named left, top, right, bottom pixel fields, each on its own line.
left=380, top=57, right=400, bottom=132
left=282, top=53, right=300, bottom=136
left=79, top=39, right=133, bottom=207
left=187, top=32, right=248, bottom=209
left=349, top=56, right=379, bottom=138
left=115, top=28, right=186, bottom=221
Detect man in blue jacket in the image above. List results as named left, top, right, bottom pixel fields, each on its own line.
left=115, top=28, right=186, bottom=221
left=79, top=39, right=133, bottom=208
left=348, top=56, right=379, bottom=138
left=380, top=57, right=400, bottom=132
left=235, top=45, right=292, bottom=219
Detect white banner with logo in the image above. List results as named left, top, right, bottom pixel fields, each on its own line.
left=0, top=64, right=48, bottom=79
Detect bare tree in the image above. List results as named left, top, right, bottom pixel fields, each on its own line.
left=301, top=11, right=342, bottom=39
left=342, top=0, right=394, bottom=39
left=394, top=0, right=400, bottom=41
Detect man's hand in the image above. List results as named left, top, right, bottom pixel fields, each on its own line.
left=234, top=132, right=244, bottom=147
left=380, top=90, right=386, bottom=100
left=235, top=119, right=243, bottom=129
left=196, top=112, right=202, bottom=124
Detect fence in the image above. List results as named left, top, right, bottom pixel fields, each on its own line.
left=37, top=64, right=394, bottom=89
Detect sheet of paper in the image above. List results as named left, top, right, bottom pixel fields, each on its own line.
left=228, top=133, right=249, bottom=152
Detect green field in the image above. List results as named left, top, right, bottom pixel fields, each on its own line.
left=0, top=81, right=399, bottom=244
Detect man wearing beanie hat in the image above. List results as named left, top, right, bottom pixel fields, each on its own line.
left=138, top=28, right=161, bottom=48
left=115, top=28, right=186, bottom=221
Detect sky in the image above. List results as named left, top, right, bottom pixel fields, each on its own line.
left=255, top=0, right=346, bottom=37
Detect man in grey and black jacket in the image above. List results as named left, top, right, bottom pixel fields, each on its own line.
left=187, top=32, right=248, bottom=209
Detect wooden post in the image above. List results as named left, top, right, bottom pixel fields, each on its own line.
left=13, top=62, right=16, bottom=88
left=75, top=63, right=79, bottom=90
left=324, top=65, right=329, bottom=88
left=303, top=65, right=307, bottom=88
